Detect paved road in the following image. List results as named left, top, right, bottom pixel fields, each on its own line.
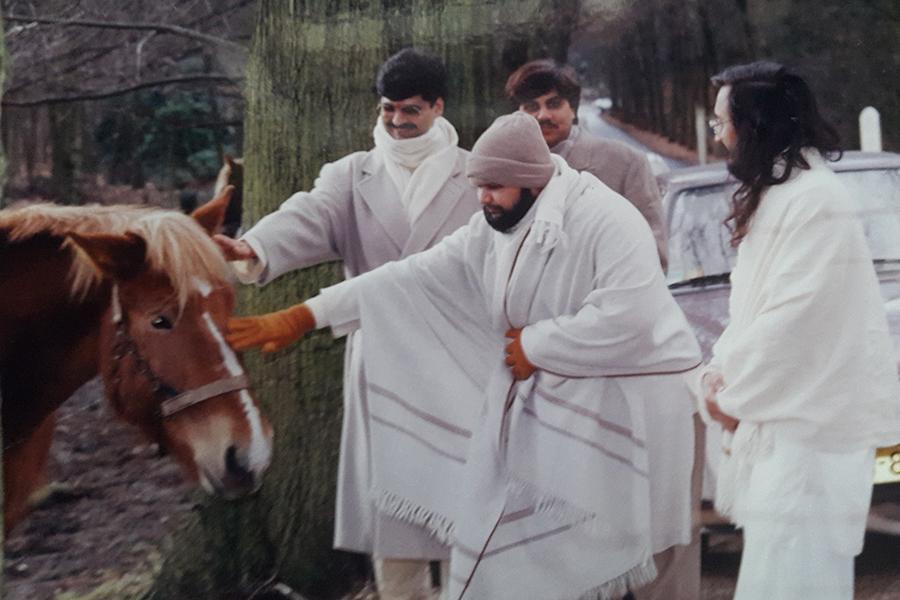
left=577, top=106, right=689, bottom=171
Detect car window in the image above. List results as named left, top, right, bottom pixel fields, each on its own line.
left=839, top=168, right=900, bottom=264
left=666, top=182, right=736, bottom=285
left=666, top=166, right=900, bottom=285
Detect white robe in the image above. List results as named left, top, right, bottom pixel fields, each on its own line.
left=702, top=150, right=900, bottom=556
left=313, top=158, right=702, bottom=599
left=234, top=145, right=479, bottom=558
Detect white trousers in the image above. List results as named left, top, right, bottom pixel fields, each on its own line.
left=631, top=415, right=705, bottom=600
left=733, top=437, right=874, bottom=600
left=374, top=559, right=449, bottom=600
left=736, top=519, right=853, bottom=599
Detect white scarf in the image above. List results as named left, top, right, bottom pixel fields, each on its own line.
left=373, top=116, right=460, bottom=225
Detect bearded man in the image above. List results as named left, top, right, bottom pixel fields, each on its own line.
left=214, top=48, right=479, bottom=600
left=228, top=112, right=701, bottom=600
left=507, top=59, right=707, bottom=600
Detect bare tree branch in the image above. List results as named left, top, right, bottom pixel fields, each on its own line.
left=5, top=13, right=247, bottom=52
left=2, top=74, right=243, bottom=107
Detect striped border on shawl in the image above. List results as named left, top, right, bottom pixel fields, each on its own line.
left=369, top=414, right=466, bottom=465
left=455, top=523, right=575, bottom=560
left=520, top=405, right=649, bottom=478
left=531, top=386, right=645, bottom=448
left=369, top=381, right=472, bottom=438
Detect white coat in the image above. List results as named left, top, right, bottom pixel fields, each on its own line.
left=239, top=147, right=479, bottom=557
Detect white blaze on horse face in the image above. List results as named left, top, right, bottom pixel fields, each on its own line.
left=201, top=311, right=272, bottom=472
left=193, top=277, right=214, bottom=298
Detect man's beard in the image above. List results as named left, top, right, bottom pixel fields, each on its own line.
left=483, top=188, right=538, bottom=232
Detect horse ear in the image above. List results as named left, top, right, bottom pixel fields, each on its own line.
left=191, top=185, right=233, bottom=236
left=224, top=154, right=236, bottom=168
left=68, top=232, right=147, bottom=280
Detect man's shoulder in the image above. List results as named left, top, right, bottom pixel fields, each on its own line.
left=317, top=149, right=381, bottom=180
left=568, top=131, right=648, bottom=181
left=567, top=174, right=644, bottom=227
left=574, top=130, right=644, bottom=161
left=335, top=149, right=376, bottom=168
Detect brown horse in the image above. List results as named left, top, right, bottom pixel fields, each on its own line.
left=0, top=188, right=273, bottom=532
left=214, top=155, right=244, bottom=238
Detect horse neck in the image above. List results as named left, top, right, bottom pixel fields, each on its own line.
left=0, top=234, right=111, bottom=442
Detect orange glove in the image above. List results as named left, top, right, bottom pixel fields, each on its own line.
left=505, top=328, right=537, bottom=380
left=226, top=303, right=316, bottom=353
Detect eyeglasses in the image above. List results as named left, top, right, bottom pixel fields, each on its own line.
left=379, top=102, right=424, bottom=117
left=708, top=117, right=731, bottom=135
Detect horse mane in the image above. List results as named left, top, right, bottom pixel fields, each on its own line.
left=0, top=203, right=231, bottom=309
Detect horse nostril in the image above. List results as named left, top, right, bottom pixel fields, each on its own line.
left=224, top=445, right=254, bottom=488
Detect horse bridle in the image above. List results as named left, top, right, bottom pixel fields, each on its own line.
left=107, top=284, right=249, bottom=421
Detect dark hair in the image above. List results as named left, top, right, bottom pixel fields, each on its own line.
left=483, top=188, right=538, bottom=232
left=505, top=59, right=581, bottom=113
left=712, top=61, right=842, bottom=246
left=375, top=48, right=448, bottom=105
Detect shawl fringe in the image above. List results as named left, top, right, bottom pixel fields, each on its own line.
left=374, top=488, right=455, bottom=545
left=507, top=477, right=596, bottom=529
left=715, top=423, right=773, bottom=520
left=573, top=556, right=657, bottom=600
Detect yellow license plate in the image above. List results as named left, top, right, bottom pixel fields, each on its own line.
left=874, top=444, right=900, bottom=484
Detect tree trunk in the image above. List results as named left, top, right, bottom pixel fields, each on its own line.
left=49, top=104, right=79, bottom=203
left=147, top=2, right=579, bottom=598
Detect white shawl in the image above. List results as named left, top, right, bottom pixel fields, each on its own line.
left=373, top=116, right=460, bottom=225
left=703, top=151, right=900, bottom=521
left=325, top=159, right=702, bottom=599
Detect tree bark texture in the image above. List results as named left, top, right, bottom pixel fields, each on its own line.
left=148, top=2, right=579, bottom=598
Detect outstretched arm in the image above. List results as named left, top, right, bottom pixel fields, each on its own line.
left=226, top=304, right=317, bottom=353
left=219, top=155, right=358, bottom=285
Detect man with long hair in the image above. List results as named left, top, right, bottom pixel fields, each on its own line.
left=701, top=61, right=900, bottom=598
left=214, top=48, right=479, bottom=600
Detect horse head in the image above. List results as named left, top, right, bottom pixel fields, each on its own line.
left=67, top=187, right=272, bottom=498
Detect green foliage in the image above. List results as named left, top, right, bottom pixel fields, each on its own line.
left=94, top=91, right=238, bottom=187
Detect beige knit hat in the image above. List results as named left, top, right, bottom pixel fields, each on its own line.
left=466, top=111, right=555, bottom=188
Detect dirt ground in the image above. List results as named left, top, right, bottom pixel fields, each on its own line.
left=3, top=378, right=194, bottom=600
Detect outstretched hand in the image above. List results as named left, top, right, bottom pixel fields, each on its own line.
left=505, top=328, right=537, bottom=381
left=213, top=235, right=257, bottom=261
left=227, top=303, right=316, bottom=353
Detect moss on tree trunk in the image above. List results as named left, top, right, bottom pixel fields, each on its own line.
left=147, top=2, right=577, bottom=598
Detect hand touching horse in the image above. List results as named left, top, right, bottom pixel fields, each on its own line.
left=0, top=188, right=273, bottom=532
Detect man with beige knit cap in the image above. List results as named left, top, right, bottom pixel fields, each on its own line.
left=507, top=59, right=703, bottom=600
left=228, top=112, right=701, bottom=600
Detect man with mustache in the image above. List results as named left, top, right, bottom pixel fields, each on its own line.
left=227, top=112, right=702, bottom=600
left=507, top=60, right=699, bottom=600
left=506, top=59, right=668, bottom=271
left=214, top=48, right=479, bottom=600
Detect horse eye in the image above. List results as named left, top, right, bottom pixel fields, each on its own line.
left=151, top=316, right=173, bottom=330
